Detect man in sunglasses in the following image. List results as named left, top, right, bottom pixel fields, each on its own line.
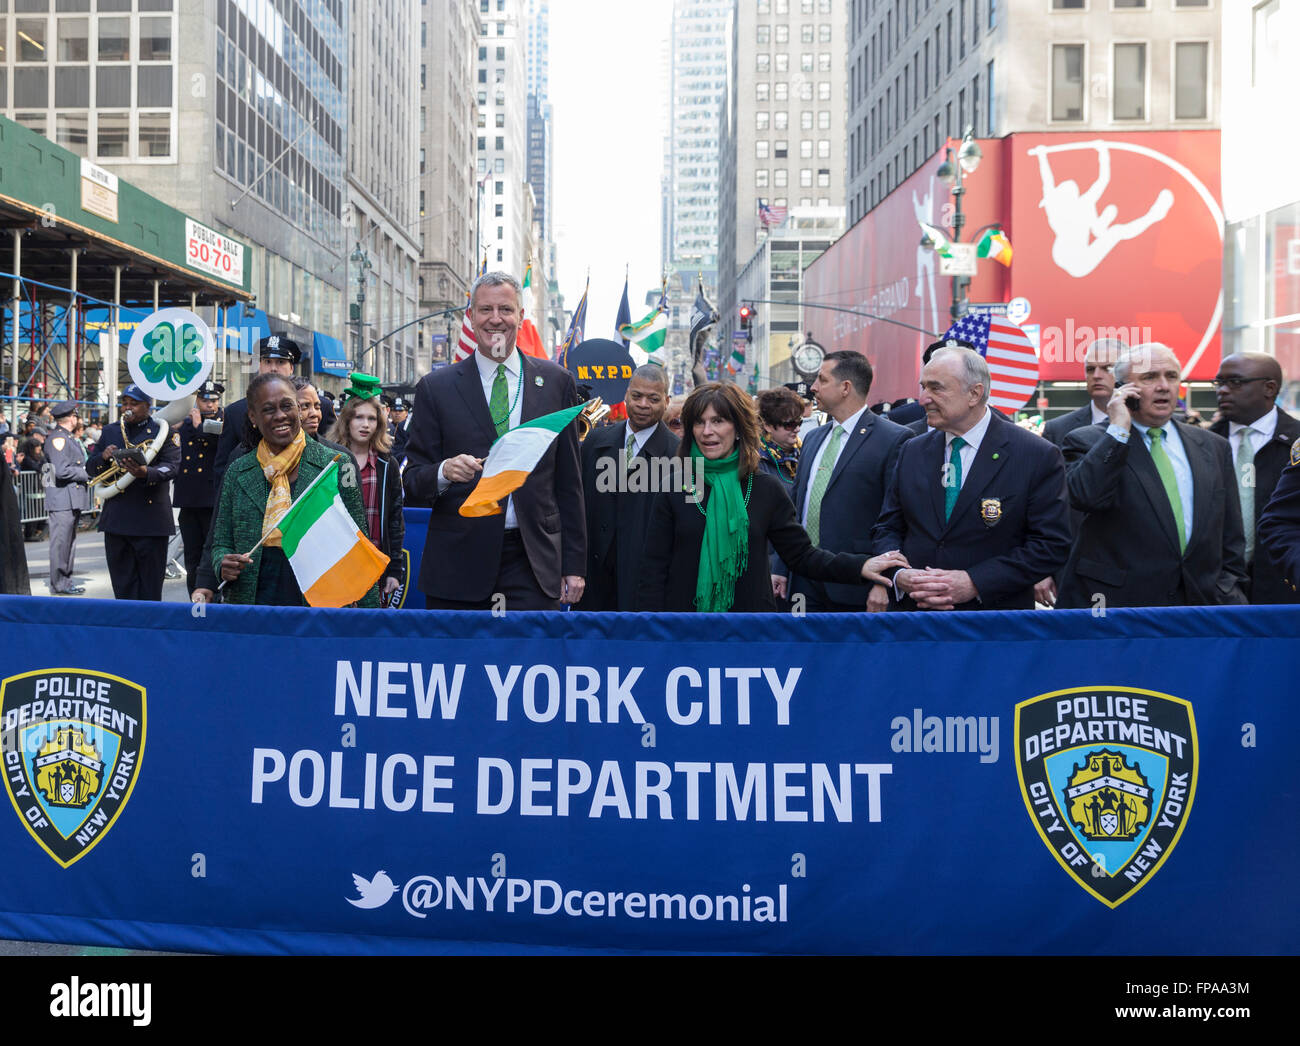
left=1208, top=353, right=1300, bottom=603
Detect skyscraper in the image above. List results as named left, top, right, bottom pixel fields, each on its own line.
left=347, top=0, right=421, bottom=384
left=717, top=0, right=849, bottom=366
left=420, top=0, right=479, bottom=368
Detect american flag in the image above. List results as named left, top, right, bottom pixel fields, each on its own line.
left=758, top=200, right=788, bottom=227
left=942, top=312, right=1040, bottom=414
left=453, top=255, right=490, bottom=362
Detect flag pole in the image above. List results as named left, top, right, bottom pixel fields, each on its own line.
left=216, top=453, right=345, bottom=591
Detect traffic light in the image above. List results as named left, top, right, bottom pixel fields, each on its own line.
left=738, top=304, right=753, bottom=329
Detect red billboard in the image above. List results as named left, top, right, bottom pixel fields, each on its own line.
left=803, top=131, right=1222, bottom=403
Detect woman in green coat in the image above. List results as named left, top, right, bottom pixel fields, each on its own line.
left=210, top=373, right=379, bottom=607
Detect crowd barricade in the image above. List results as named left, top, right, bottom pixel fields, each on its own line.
left=0, top=594, right=1294, bottom=955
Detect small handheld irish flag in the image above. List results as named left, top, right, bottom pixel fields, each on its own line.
left=459, top=402, right=587, bottom=517
left=272, top=460, right=389, bottom=607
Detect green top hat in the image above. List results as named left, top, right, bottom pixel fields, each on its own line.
left=342, top=372, right=383, bottom=403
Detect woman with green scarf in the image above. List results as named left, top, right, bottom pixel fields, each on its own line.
left=636, top=383, right=906, bottom=612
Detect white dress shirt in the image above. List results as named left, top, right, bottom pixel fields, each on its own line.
left=800, top=403, right=870, bottom=527
left=943, top=405, right=993, bottom=490
left=627, top=421, right=658, bottom=458
left=1229, top=405, right=1277, bottom=459
left=439, top=349, right=524, bottom=528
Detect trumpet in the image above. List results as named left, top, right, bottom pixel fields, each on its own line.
left=576, top=397, right=611, bottom=441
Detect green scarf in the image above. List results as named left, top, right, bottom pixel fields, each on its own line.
left=691, top=446, right=749, bottom=612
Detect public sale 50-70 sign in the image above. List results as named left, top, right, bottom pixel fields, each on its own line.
left=184, top=218, right=246, bottom=286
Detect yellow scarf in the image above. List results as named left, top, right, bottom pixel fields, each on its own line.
left=256, top=429, right=306, bottom=547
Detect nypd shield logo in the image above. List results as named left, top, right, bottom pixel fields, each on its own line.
left=1015, top=686, right=1196, bottom=908
left=1, top=669, right=146, bottom=868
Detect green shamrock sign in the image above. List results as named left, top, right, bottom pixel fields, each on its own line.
left=138, top=321, right=205, bottom=391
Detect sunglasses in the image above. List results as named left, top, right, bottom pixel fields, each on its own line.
left=770, top=420, right=801, bottom=431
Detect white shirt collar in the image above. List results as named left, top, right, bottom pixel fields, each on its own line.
left=831, top=402, right=870, bottom=437
left=1229, top=406, right=1277, bottom=441
left=946, top=405, right=992, bottom=450
left=628, top=421, right=658, bottom=450
left=474, top=347, right=520, bottom=382
left=1090, top=402, right=1108, bottom=425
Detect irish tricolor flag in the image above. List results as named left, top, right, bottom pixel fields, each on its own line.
left=272, top=460, right=389, bottom=606
left=459, top=402, right=586, bottom=517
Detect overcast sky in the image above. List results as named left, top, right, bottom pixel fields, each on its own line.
left=548, top=0, right=674, bottom=340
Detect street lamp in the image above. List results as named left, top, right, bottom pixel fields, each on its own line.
left=936, top=126, right=982, bottom=321
left=350, top=244, right=372, bottom=370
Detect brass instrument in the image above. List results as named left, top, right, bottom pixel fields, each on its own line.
left=90, top=413, right=171, bottom=501
left=576, top=397, right=611, bottom=441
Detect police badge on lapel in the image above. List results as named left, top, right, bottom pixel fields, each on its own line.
left=980, top=498, right=1002, bottom=527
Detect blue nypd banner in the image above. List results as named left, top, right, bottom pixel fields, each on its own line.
left=0, top=596, right=1295, bottom=955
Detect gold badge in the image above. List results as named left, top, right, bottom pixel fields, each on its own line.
left=1291, top=436, right=1300, bottom=467
left=980, top=498, right=1002, bottom=527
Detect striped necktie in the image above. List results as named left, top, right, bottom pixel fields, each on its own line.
left=1148, top=428, right=1186, bottom=553
left=1236, top=428, right=1256, bottom=562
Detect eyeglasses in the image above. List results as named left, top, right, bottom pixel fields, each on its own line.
left=666, top=418, right=683, bottom=430
left=771, top=420, right=802, bottom=431
left=1212, top=376, right=1269, bottom=389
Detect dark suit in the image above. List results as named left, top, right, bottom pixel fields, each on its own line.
left=174, top=412, right=221, bottom=594
left=42, top=430, right=90, bottom=593
left=872, top=409, right=1072, bottom=610
left=1208, top=408, right=1300, bottom=604
left=780, top=411, right=912, bottom=610
left=1258, top=441, right=1300, bottom=597
left=403, top=351, right=585, bottom=605
left=1057, top=421, right=1248, bottom=608
left=581, top=420, right=679, bottom=610
left=637, top=471, right=868, bottom=612
left=1043, top=404, right=1099, bottom=449
left=86, top=415, right=180, bottom=601
left=906, top=418, right=929, bottom=437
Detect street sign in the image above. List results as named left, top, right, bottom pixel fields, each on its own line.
left=938, top=243, right=977, bottom=276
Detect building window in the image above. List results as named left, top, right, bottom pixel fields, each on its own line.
left=986, top=60, right=995, bottom=135
left=776, top=25, right=789, bottom=43
left=757, top=54, right=770, bottom=72
left=757, top=140, right=770, bottom=158
left=757, top=111, right=769, bottom=130
left=775, top=140, right=788, bottom=158
left=1174, top=42, right=1208, bottom=119
left=800, top=168, right=812, bottom=187
left=801, top=53, right=813, bottom=72
left=758, top=25, right=770, bottom=44
left=818, top=82, right=831, bottom=100
left=774, top=111, right=789, bottom=130
left=1112, top=42, right=1146, bottom=120
left=819, top=52, right=831, bottom=72
left=776, top=54, right=789, bottom=72
left=757, top=83, right=770, bottom=101
left=1114, top=0, right=1145, bottom=7
left=774, top=168, right=788, bottom=187
left=1051, top=0, right=1084, bottom=7
left=819, top=24, right=832, bottom=42
left=756, top=169, right=770, bottom=187
left=817, top=139, right=830, bottom=158
left=800, top=140, right=812, bottom=158
left=818, top=110, right=830, bottom=129
left=802, top=25, right=814, bottom=43
left=1051, top=44, right=1085, bottom=121
left=775, top=83, right=789, bottom=101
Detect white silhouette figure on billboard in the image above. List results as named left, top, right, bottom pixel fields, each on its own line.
left=1029, top=141, right=1174, bottom=278
left=912, top=185, right=939, bottom=335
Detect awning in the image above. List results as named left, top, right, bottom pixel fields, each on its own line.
left=313, top=332, right=350, bottom=377
left=218, top=307, right=272, bottom=356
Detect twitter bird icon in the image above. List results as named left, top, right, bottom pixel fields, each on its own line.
left=348, top=870, right=399, bottom=909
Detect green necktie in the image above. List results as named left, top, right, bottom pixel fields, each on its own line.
left=626, top=427, right=637, bottom=466
left=1236, top=428, right=1256, bottom=562
left=489, top=364, right=509, bottom=437
left=1148, top=428, right=1186, bottom=553
left=805, top=425, right=843, bottom=546
left=944, top=436, right=966, bottom=521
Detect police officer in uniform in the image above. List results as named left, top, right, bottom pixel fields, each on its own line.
left=1258, top=438, right=1300, bottom=597
left=86, top=384, right=181, bottom=601
left=389, top=395, right=411, bottom=464
left=42, top=401, right=90, bottom=595
left=174, top=380, right=224, bottom=594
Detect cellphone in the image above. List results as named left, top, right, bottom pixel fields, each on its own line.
left=1125, top=391, right=1141, bottom=410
